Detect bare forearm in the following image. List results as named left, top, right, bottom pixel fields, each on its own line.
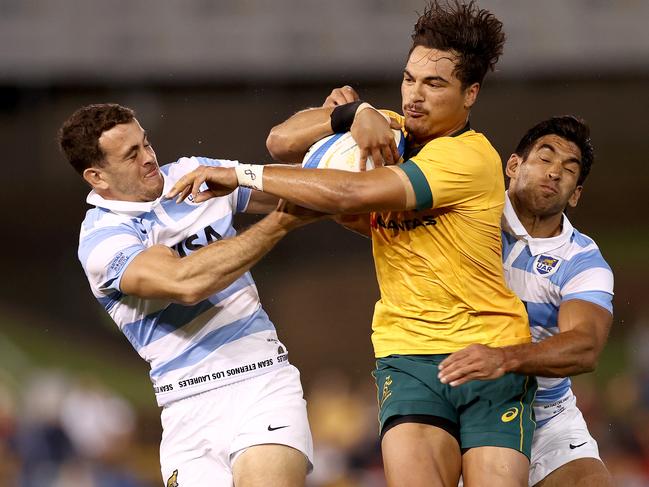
left=176, top=212, right=290, bottom=302
left=502, top=330, right=599, bottom=377
left=261, top=165, right=405, bottom=214
left=263, top=165, right=357, bottom=213
left=125, top=212, right=293, bottom=304
left=266, top=107, right=334, bottom=163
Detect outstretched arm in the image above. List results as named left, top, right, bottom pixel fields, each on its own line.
left=120, top=203, right=319, bottom=305
left=437, top=299, right=612, bottom=386
left=166, top=163, right=417, bottom=215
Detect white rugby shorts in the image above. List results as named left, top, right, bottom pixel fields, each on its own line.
left=529, top=394, right=601, bottom=486
left=159, top=364, right=313, bottom=486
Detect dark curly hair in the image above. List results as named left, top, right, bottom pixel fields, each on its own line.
left=58, top=103, right=135, bottom=175
left=410, top=0, right=505, bottom=88
left=514, top=116, right=594, bottom=186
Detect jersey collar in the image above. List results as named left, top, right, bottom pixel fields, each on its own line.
left=405, top=121, right=472, bottom=159
left=86, top=173, right=172, bottom=216
left=503, top=191, right=574, bottom=256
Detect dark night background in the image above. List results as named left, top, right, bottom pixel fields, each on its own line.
left=1, top=1, right=648, bottom=485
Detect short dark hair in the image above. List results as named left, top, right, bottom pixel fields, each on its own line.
left=514, top=116, right=594, bottom=186
left=410, top=0, right=505, bottom=88
left=58, top=103, right=135, bottom=175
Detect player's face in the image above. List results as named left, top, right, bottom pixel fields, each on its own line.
left=506, top=134, right=583, bottom=217
left=89, top=119, right=163, bottom=202
left=401, top=46, right=479, bottom=143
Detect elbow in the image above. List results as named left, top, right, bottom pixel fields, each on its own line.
left=571, top=346, right=599, bottom=375
left=266, top=129, right=300, bottom=163
left=174, top=290, right=205, bottom=307
left=168, top=274, right=213, bottom=306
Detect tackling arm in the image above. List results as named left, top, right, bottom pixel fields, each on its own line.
left=438, top=299, right=612, bottom=386
left=120, top=207, right=314, bottom=305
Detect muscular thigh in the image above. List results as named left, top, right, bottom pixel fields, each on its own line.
left=462, top=446, right=529, bottom=487
left=233, top=444, right=307, bottom=487
left=535, top=458, right=612, bottom=487
left=382, top=422, right=461, bottom=487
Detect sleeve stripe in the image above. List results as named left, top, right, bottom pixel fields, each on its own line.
left=400, top=160, right=433, bottom=210
left=562, top=291, right=613, bottom=314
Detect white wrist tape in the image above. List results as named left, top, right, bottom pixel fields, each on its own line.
left=235, top=164, right=264, bottom=191
left=354, top=102, right=391, bottom=123
left=354, top=102, right=375, bottom=118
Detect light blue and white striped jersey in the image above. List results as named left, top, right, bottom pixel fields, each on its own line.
left=501, top=193, right=613, bottom=427
left=78, top=156, right=289, bottom=406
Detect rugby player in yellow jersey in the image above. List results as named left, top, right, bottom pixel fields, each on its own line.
left=167, top=2, right=535, bottom=486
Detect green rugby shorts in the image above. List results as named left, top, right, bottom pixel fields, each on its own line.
left=373, top=354, right=537, bottom=458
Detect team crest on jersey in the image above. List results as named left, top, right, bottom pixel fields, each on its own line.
left=534, top=254, right=562, bottom=276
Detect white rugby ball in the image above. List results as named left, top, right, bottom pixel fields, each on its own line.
left=302, top=129, right=406, bottom=171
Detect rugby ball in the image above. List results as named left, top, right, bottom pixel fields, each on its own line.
left=302, top=129, right=406, bottom=171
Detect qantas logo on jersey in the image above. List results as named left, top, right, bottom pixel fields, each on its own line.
left=173, top=224, right=223, bottom=257
left=370, top=214, right=437, bottom=233
left=533, top=254, right=562, bottom=276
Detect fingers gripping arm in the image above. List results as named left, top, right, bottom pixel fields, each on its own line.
left=438, top=300, right=613, bottom=386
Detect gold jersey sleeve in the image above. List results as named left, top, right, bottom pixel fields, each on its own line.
left=369, top=130, right=530, bottom=357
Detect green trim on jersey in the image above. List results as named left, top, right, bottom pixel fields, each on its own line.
left=400, top=160, right=433, bottom=210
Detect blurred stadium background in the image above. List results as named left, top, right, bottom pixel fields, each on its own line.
left=1, top=1, right=648, bottom=485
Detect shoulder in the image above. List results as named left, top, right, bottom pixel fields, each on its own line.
left=416, top=131, right=499, bottom=167
left=565, top=228, right=611, bottom=272
left=552, top=227, right=613, bottom=296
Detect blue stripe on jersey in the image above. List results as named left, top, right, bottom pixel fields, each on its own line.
left=236, top=188, right=252, bottom=213
left=122, top=273, right=256, bottom=350
left=159, top=197, right=199, bottom=221
left=535, top=416, right=556, bottom=428
left=150, top=306, right=274, bottom=378
left=563, top=290, right=613, bottom=313
left=97, top=290, right=123, bottom=312
left=535, top=377, right=571, bottom=402
left=195, top=156, right=231, bottom=168
left=526, top=301, right=558, bottom=328
left=79, top=226, right=142, bottom=265
left=510, top=244, right=533, bottom=271
left=81, top=207, right=112, bottom=232
left=571, top=230, right=594, bottom=247
left=159, top=199, right=239, bottom=226
left=548, top=249, right=611, bottom=288
left=397, top=132, right=405, bottom=157
left=303, top=134, right=344, bottom=169
left=501, top=230, right=518, bottom=261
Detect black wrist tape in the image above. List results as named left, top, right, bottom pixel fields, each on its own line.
left=330, top=100, right=364, bottom=133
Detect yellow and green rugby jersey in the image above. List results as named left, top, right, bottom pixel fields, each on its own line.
left=370, top=120, right=530, bottom=357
